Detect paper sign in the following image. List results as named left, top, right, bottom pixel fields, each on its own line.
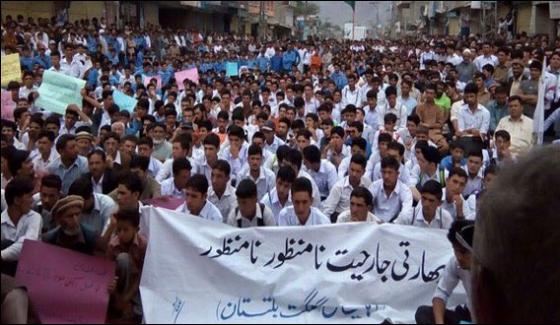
left=15, top=240, right=115, bottom=324
left=143, top=74, right=162, bottom=89
left=226, top=62, right=238, bottom=77
left=144, top=196, right=185, bottom=210
left=113, top=89, right=137, bottom=112
left=35, top=70, right=86, bottom=115
left=175, top=68, right=199, bottom=90
left=140, top=207, right=466, bottom=324
left=1, top=53, right=22, bottom=87
left=1, top=90, right=16, bottom=121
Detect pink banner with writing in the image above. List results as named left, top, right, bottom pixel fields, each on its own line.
left=175, top=68, right=199, bottom=90
left=15, top=240, right=115, bottom=324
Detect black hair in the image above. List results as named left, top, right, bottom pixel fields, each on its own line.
left=185, top=174, right=209, bottom=194
left=68, top=176, right=94, bottom=199
left=117, top=171, right=144, bottom=195
left=87, top=148, right=107, bottom=161
left=285, top=148, right=303, bottom=170
left=384, top=113, right=398, bottom=124
left=467, top=149, right=483, bottom=160
left=276, top=166, right=296, bottom=183
left=291, top=177, right=313, bottom=197
left=235, top=179, right=258, bottom=199
left=41, top=174, right=62, bottom=190
left=447, top=219, right=475, bottom=248
left=213, top=159, right=231, bottom=177
left=420, top=146, right=440, bottom=165
left=350, top=186, right=373, bottom=207
left=380, top=156, right=400, bottom=172
left=302, top=145, right=321, bottom=164
left=350, top=153, right=367, bottom=169
left=172, top=157, right=192, bottom=176
left=114, top=207, right=140, bottom=228
left=5, top=177, right=34, bottom=206
left=351, top=137, right=367, bottom=152
left=449, top=167, right=468, bottom=181
left=56, top=134, right=76, bottom=152
left=248, top=144, right=263, bottom=157
left=421, top=179, right=443, bottom=198
left=37, top=130, right=56, bottom=143
left=494, top=130, right=511, bottom=142
left=130, top=155, right=150, bottom=171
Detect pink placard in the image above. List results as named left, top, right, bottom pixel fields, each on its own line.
left=143, top=74, right=162, bottom=90
left=175, top=68, right=199, bottom=90
left=144, top=196, right=185, bottom=210
left=1, top=90, right=16, bottom=121
left=15, top=240, right=115, bottom=324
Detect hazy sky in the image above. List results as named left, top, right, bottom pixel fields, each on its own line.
left=311, top=1, right=393, bottom=28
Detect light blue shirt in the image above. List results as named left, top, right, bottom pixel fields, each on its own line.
left=457, top=104, right=491, bottom=135
left=369, top=179, right=413, bottom=223
left=238, top=166, right=276, bottom=201
left=218, top=143, right=249, bottom=183
left=47, top=155, right=89, bottom=195
left=81, top=193, right=117, bottom=237
left=277, top=206, right=330, bottom=226
left=160, top=178, right=185, bottom=199
left=364, top=105, right=381, bottom=132
left=303, top=160, right=338, bottom=199
left=176, top=200, right=223, bottom=223
left=261, top=189, right=292, bottom=222
left=399, top=96, right=418, bottom=116
left=264, top=136, right=285, bottom=155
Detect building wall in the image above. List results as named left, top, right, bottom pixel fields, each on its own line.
left=158, top=7, right=225, bottom=32
left=533, top=3, right=551, bottom=35
left=2, top=1, right=107, bottom=22
left=516, top=3, right=533, bottom=34
left=144, top=2, right=160, bottom=26
left=448, top=16, right=460, bottom=36
left=1, top=1, right=55, bottom=20
left=67, top=1, right=105, bottom=21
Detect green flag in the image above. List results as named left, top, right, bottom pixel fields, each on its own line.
left=344, top=1, right=355, bottom=11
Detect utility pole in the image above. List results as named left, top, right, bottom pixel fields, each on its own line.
left=258, top=1, right=266, bottom=42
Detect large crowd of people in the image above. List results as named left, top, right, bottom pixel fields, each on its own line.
left=1, top=13, right=559, bottom=324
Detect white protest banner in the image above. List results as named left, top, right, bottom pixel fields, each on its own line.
left=140, top=207, right=465, bottom=324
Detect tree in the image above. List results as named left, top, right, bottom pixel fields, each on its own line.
left=294, top=1, right=320, bottom=17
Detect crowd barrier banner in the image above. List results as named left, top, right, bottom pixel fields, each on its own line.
left=140, top=206, right=465, bottom=324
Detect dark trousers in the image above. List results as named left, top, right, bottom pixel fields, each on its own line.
left=1, top=240, right=18, bottom=276
left=415, top=305, right=471, bottom=324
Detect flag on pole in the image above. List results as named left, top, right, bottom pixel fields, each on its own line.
left=533, top=56, right=546, bottom=145
left=344, top=1, right=356, bottom=11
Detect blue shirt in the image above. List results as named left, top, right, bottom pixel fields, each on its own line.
left=256, top=56, right=270, bottom=71
left=161, top=66, right=174, bottom=86
left=487, top=100, right=509, bottom=132
left=20, top=56, right=35, bottom=71
left=87, top=35, right=98, bottom=53
left=86, top=68, right=99, bottom=88
left=47, top=156, right=89, bottom=195
left=271, top=55, right=283, bottom=73
left=81, top=193, right=117, bottom=236
left=399, top=96, right=418, bottom=116
left=33, top=55, right=51, bottom=69
left=440, top=155, right=467, bottom=172
left=330, top=71, right=348, bottom=90
left=282, top=50, right=300, bottom=71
